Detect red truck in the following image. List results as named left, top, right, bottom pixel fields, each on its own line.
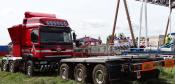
left=1, top=12, right=174, bottom=84
left=1, top=12, right=74, bottom=76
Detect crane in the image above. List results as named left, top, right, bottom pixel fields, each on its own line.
left=110, top=0, right=137, bottom=47
left=111, top=0, right=175, bottom=48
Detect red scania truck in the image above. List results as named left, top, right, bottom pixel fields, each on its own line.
left=1, top=12, right=74, bottom=76
left=1, top=12, right=174, bottom=84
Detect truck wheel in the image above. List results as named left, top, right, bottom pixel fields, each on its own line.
left=9, top=61, right=16, bottom=73
left=93, top=64, right=108, bottom=84
left=60, top=64, right=69, bottom=80
left=74, top=64, right=87, bottom=83
left=1, top=60, right=3, bottom=71
left=26, top=62, right=34, bottom=77
left=152, top=69, right=160, bottom=79
left=140, top=69, right=160, bottom=81
left=2, top=60, right=8, bottom=71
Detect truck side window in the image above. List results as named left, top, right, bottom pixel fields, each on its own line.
left=31, top=30, right=38, bottom=43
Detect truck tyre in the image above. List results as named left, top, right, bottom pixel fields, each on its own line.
left=152, top=69, right=160, bottom=79
left=1, top=60, right=3, bottom=71
left=93, top=64, right=108, bottom=84
left=9, top=61, right=16, bottom=73
left=60, top=63, right=69, bottom=80
left=2, top=60, right=8, bottom=71
left=26, top=61, right=34, bottom=77
left=140, top=69, right=160, bottom=82
left=74, top=64, right=87, bottom=83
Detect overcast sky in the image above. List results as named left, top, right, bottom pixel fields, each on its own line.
left=0, top=0, right=174, bottom=45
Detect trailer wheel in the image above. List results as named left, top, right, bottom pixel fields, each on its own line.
left=93, top=64, right=108, bottom=84
left=149, top=69, right=160, bottom=79
left=1, top=60, right=3, bottom=71
left=74, top=64, right=87, bottom=83
left=140, top=69, right=160, bottom=81
left=26, top=62, right=34, bottom=77
left=2, top=60, right=8, bottom=71
left=60, top=64, right=69, bottom=80
left=152, top=69, right=160, bottom=79
left=9, top=61, right=16, bottom=73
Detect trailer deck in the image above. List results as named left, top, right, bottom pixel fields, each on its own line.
left=61, top=55, right=163, bottom=63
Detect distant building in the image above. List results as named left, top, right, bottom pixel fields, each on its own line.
left=149, top=35, right=165, bottom=47
left=77, top=36, right=102, bottom=46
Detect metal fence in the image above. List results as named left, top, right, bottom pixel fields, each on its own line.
left=74, top=44, right=130, bottom=56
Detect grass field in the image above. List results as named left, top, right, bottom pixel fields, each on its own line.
left=0, top=68, right=175, bottom=84
left=0, top=57, right=76, bottom=84
left=0, top=71, right=76, bottom=84
left=158, top=68, right=175, bottom=84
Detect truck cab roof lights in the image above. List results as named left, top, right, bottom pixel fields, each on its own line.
left=25, top=12, right=56, bottom=18
left=45, top=20, right=69, bottom=27
left=23, top=17, right=69, bottom=27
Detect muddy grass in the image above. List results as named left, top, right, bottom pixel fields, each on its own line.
left=0, top=68, right=174, bottom=84
left=0, top=71, right=76, bottom=84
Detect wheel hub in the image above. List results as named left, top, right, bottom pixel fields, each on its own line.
left=61, top=68, right=67, bottom=79
left=77, top=69, right=83, bottom=81
left=95, top=70, right=104, bottom=84
left=3, top=63, right=7, bottom=71
left=27, top=66, right=32, bottom=76
left=10, top=64, right=14, bottom=72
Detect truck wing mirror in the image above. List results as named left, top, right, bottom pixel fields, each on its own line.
left=72, top=32, right=81, bottom=47
left=73, top=32, right=77, bottom=42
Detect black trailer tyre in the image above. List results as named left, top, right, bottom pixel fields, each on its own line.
left=148, top=69, right=160, bottom=79
left=60, top=63, right=69, bottom=80
left=153, top=69, right=160, bottom=79
left=26, top=62, right=34, bottom=77
left=74, top=64, right=87, bottom=83
left=93, top=64, right=108, bottom=84
left=1, top=60, right=3, bottom=71
left=2, top=60, right=8, bottom=71
left=9, top=61, right=16, bottom=73
left=139, top=69, right=160, bottom=82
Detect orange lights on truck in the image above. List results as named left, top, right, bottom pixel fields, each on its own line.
left=132, top=59, right=175, bottom=72
left=141, top=62, right=155, bottom=71
left=132, top=62, right=159, bottom=72
left=162, top=59, right=175, bottom=68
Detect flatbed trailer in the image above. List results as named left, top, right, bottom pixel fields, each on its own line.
left=59, top=55, right=169, bottom=84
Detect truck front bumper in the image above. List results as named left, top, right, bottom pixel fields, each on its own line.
left=33, top=60, right=59, bottom=72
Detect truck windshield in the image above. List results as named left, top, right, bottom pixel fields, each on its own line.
left=40, top=27, right=72, bottom=43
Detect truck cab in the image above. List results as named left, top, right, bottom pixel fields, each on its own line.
left=2, top=12, right=74, bottom=76
left=9, top=12, right=73, bottom=59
